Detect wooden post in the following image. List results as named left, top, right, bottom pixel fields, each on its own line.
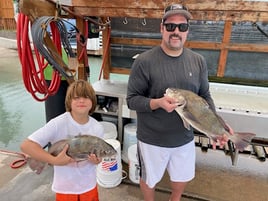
left=76, top=17, right=88, bottom=80
left=217, top=21, right=232, bottom=77
left=100, top=17, right=111, bottom=80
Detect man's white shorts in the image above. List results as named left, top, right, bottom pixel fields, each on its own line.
left=137, top=140, right=195, bottom=188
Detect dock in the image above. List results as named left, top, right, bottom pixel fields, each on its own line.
left=1, top=147, right=268, bottom=201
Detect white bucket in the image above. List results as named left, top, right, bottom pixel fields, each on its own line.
left=97, top=139, right=122, bottom=188
left=128, top=144, right=140, bottom=184
left=99, top=121, right=117, bottom=140
left=122, top=123, right=137, bottom=163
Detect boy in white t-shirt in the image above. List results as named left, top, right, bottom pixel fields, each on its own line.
left=21, top=80, right=104, bottom=201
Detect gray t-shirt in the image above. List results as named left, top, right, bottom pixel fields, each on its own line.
left=127, top=46, right=215, bottom=147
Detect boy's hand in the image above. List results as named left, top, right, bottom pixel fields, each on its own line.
left=88, top=154, right=102, bottom=164
left=52, top=144, right=75, bottom=165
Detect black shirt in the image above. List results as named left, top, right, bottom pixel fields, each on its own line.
left=127, top=46, right=215, bottom=147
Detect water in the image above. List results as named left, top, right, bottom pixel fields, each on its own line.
left=0, top=48, right=44, bottom=151
left=0, top=47, right=129, bottom=151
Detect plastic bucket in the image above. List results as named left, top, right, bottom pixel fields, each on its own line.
left=97, top=139, right=122, bottom=188
left=122, top=123, right=137, bottom=163
left=128, top=144, right=140, bottom=184
left=99, top=121, right=117, bottom=140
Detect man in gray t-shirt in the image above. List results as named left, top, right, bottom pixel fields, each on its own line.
left=127, top=4, right=224, bottom=201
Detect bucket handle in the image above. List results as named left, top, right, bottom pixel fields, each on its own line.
left=122, top=170, right=128, bottom=180
left=97, top=170, right=128, bottom=188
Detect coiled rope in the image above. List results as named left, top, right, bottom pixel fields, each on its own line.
left=0, top=149, right=27, bottom=169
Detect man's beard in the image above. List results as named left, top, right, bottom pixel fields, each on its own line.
left=167, top=34, right=183, bottom=51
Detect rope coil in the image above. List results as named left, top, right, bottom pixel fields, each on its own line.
left=0, top=150, right=27, bottom=169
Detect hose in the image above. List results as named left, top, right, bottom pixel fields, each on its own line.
left=76, top=20, right=90, bottom=77
left=17, top=13, right=61, bottom=101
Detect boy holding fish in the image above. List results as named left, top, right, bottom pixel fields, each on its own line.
left=21, top=80, right=105, bottom=201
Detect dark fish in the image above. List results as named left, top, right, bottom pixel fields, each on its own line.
left=165, top=88, right=256, bottom=151
left=27, top=135, right=117, bottom=174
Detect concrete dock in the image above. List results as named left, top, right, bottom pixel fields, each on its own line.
left=1, top=147, right=268, bottom=201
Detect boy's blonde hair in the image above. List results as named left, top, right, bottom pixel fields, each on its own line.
left=65, top=80, right=97, bottom=114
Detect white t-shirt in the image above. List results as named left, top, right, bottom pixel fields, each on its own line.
left=28, top=112, right=104, bottom=194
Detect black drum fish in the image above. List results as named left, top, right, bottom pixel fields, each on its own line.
left=27, top=135, right=117, bottom=174
left=165, top=88, right=256, bottom=151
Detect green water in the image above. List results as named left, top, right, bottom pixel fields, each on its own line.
left=0, top=48, right=128, bottom=151
left=89, top=56, right=129, bottom=84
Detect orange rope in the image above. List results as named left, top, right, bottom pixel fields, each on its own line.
left=0, top=149, right=27, bottom=169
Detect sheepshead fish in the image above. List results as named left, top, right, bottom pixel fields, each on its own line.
left=27, top=135, right=117, bottom=174
left=165, top=88, right=255, bottom=151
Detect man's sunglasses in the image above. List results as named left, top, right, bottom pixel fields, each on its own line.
left=163, top=23, right=189, bottom=32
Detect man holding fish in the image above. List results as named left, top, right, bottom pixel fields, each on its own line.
left=127, top=3, right=254, bottom=201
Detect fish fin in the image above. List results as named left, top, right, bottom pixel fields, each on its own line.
left=230, top=132, right=256, bottom=151
left=200, top=98, right=210, bottom=107
left=215, top=114, right=230, bottom=132
left=180, top=109, right=199, bottom=130
left=183, top=110, right=199, bottom=122
left=181, top=117, right=191, bottom=130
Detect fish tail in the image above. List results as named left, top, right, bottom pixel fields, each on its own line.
left=230, top=132, right=256, bottom=151
left=27, top=158, right=47, bottom=174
